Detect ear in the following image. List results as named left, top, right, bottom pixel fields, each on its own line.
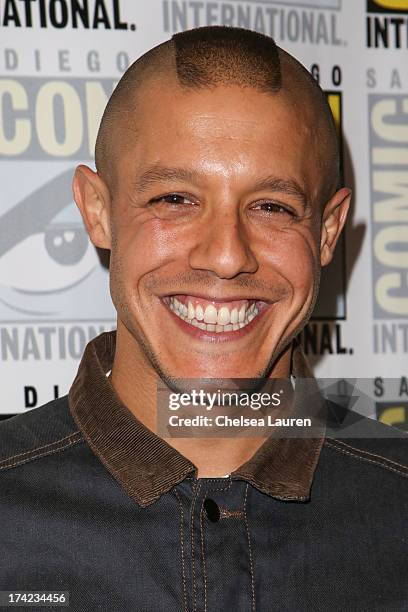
left=320, top=187, right=351, bottom=267
left=72, top=165, right=112, bottom=250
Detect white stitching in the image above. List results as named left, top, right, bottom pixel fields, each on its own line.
left=199, top=496, right=208, bottom=612
left=174, top=490, right=188, bottom=612
left=0, top=431, right=81, bottom=467
left=198, top=479, right=232, bottom=611
left=325, top=440, right=408, bottom=479
left=0, top=434, right=83, bottom=471
left=244, top=483, right=256, bottom=612
left=191, top=480, right=201, bottom=612
left=326, top=438, right=408, bottom=472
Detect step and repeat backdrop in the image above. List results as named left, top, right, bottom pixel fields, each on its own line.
left=0, top=0, right=407, bottom=424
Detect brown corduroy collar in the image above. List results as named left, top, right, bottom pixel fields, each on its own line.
left=68, top=330, right=325, bottom=507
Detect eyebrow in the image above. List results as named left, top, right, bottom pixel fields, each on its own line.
left=134, top=166, right=200, bottom=195
left=251, top=175, right=309, bottom=211
left=134, top=164, right=309, bottom=211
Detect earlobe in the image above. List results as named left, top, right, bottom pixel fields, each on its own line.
left=320, top=187, right=351, bottom=267
left=72, top=165, right=112, bottom=250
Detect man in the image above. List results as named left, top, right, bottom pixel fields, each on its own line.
left=1, top=26, right=407, bottom=611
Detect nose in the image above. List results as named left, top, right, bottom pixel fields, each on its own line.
left=188, top=206, right=258, bottom=279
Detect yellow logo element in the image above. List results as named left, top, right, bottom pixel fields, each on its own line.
left=379, top=406, right=407, bottom=427
left=326, top=92, right=341, bottom=132
left=371, top=0, right=408, bottom=10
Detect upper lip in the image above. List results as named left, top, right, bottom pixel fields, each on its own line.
left=160, top=291, right=273, bottom=304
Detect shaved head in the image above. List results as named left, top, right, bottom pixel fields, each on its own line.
left=74, top=25, right=351, bottom=386
left=95, top=26, right=339, bottom=205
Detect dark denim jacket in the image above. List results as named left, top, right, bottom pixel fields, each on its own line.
left=1, top=331, right=407, bottom=611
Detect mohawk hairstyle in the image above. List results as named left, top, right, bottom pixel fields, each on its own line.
left=172, top=26, right=282, bottom=92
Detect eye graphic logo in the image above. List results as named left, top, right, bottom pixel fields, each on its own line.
left=0, top=168, right=114, bottom=321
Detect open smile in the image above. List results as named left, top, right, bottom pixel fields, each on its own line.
left=161, top=294, right=271, bottom=340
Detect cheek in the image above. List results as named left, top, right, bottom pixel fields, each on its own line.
left=118, top=218, right=188, bottom=273
left=260, top=229, right=319, bottom=295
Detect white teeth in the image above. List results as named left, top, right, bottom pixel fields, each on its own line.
left=217, top=306, right=230, bottom=326
left=204, top=304, right=218, bottom=324
left=167, top=297, right=261, bottom=333
left=230, top=308, right=238, bottom=324
left=195, top=304, right=204, bottom=321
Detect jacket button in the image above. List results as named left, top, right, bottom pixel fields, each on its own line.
left=204, top=498, right=220, bottom=522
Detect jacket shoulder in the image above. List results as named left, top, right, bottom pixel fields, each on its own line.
left=323, top=415, right=408, bottom=480
left=0, top=395, right=83, bottom=472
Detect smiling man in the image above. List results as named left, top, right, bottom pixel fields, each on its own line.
left=73, top=26, right=349, bottom=474
left=1, top=26, right=408, bottom=612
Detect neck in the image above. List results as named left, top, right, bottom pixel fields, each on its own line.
left=109, top=321, right=293, bottom=478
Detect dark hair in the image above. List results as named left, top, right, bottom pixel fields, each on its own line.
left=173, top=26, right=281, bottom=92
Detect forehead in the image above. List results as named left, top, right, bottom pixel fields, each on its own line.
left=119, top=81, right=320, bottom=191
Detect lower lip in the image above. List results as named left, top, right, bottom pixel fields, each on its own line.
left=161, top=299, right=272, bottom=343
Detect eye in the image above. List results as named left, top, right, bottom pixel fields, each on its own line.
left=146, top=192, right=199, bottom=221
left=149, top=193, right=195, bottom=207
left=251, top=201, right=296, bottom=217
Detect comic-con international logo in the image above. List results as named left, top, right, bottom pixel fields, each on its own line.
left=0, top=78, right=116, bottom=323
left=0, top=0, right=135, bottom=30
left=163, top=0, right=345, bottom=45
left=366, top=0, right=408, bottom=48
left=368, top=93, right=408, bottom=355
